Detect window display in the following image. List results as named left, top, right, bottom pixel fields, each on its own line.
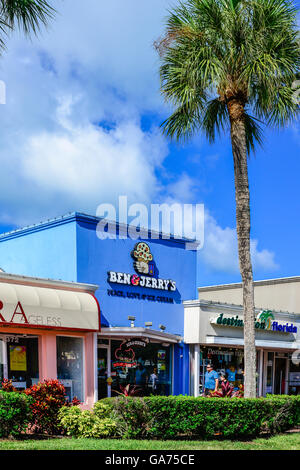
left=6, top=336, right=39, bottom=389
left=110, top=339, right=172, bottom=396
left=200, top=346, right=262, bottom=396
left=288, top=354, right=300, bottom=395
left=57, top=336, right=83, bottom=402
left=200, top=347, right=245, bottom=394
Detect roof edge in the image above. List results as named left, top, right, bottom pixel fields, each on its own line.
left=0, top=271, right=98, bottom=293
left=197, top=276, right=300, bottom=292
left=0, top=212, right=197, bottom=247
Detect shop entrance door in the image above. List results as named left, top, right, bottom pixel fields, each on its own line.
left=263, top=351, right=288, bottom=395
left=274, top=357, right=288, bottom=395
left=97, top=345, right=109, bottom=399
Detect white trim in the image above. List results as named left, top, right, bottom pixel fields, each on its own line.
left=171, top=344, right=174, bottom=396
left=2, top=337, right=7, bottom=379
left=100, top=327, right=181, bottom=344
left=259, top=349, right=264, bottom=396
left=107, top=340, right=111, bottom=398
left=285, top=357, right=289, bottom=395
left=0, top=271, right=98, bottom=292
left=94, top=333, right=98, bottom=403
left=197, top=275, right=300, bottom=292
left=194, top=345, right=200, bottom=397
left=205, top=335, right=300, bottom=350
left=183, top=299, right=300, bottom=318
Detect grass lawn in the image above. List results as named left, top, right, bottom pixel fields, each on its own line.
left=0, top=433, right=299, bottom=450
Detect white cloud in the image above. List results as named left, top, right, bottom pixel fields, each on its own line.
left=0, top=0, right=174, bottom=224
left=23, top=97, right=167, bottom=204
left=199, top=212, right=279, bottom=273
left=0, top=0, right=279, bottom=278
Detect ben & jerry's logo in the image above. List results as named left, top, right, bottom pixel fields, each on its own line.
left=108, top=242, right=176, bottom=292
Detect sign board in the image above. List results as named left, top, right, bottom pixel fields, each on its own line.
left=108, top=242, right=176, bottom=292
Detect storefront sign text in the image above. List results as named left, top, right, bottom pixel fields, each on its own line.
left=107, top=288, right=174, bottom=303
left=212, top=312, right=297, bottom=334
left=108, top=271, right=176, bottom=292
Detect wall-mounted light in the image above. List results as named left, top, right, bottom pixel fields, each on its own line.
left=159, top=324, right=166, bottom=331
left=145, top=321, right=152, bottom=329
left=128, top=316, right=136, bottom=328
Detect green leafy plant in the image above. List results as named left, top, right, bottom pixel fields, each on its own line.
left=58, top=403, right=117, bottom=439
left=108, top=395, right=300, bottom=439
left=0, top=391, right=32, bottom=437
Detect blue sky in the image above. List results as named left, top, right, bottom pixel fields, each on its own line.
left=0, top=0, right=298, bottom=287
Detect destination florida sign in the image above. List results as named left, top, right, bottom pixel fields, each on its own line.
left=212, top=313, right=297, bottom=334
left=108, top=271, right=176, bottom=292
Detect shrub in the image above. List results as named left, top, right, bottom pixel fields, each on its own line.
left=24, top=379, right=68, bottom=435
left=112, top=397, right=155, bottom=439
left=0, top=391, right=32, bottom=438
left=58, top=402, right=117, bottom=438
left=108, top=395, right=300, bottom=439
left=1, top=379, right=17, bottom=393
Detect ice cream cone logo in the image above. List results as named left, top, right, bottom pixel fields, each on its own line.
left=131, top=242, right=154, bottom=275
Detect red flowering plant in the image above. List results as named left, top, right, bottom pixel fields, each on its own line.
left=24, top=379, right=70, bottom=435
left=1, top=379, right=17, bottom=393
left=113, top=384, right=142, bottom=397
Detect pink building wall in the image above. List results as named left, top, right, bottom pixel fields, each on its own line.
left=2, top=326, right=96, bottom=408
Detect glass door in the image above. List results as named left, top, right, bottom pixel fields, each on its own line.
left=264, top=351, right=274, bottom=395
left=274, top=356, right=288, bottom=395
left=263, top=351, right=288, bottom=395
left=0, top=337, right=4, bottom=383
left=97, top=345, right=109, bottom=399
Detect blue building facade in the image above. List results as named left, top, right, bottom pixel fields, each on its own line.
left=0, top=213, right=197, bottom=397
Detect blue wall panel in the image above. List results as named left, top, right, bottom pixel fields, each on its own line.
left=0, top=213, right=196, bottom=395
left=0, top=220, right=77, bottom=281
left=75, top=217, right=197, bottom=336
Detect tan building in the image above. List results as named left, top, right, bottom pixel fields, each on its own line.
left=197, top=276, right=300, bottom=314
left=184, top=276, right=300, bottom=398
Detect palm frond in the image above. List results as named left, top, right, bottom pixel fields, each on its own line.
left=157, top=0, right=299, bottom=147
left=244, top=113, right=264, bottom=154
left=0, top=0, right=55, bottom=36
left=160, top=98, right=203, bottom=142
left=201, top=98, right=229, bottom=143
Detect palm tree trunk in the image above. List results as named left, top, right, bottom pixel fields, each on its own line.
left=227, top=97, right=256, bottom=398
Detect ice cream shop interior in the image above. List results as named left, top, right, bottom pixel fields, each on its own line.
left=0, top=212, right=299, bottom=404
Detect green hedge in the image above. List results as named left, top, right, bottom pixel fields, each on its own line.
left=0, top=391, right=32, bottom=438
left=58, top=401, right=117, bottom=438
left=104, top=395, right=300, bottom=439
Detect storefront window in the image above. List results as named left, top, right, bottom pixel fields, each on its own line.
left=57, top=336, right=83, bottom=403
left=6, top=335, right=39, bottom=389
left=265, top=352, right=274, bottom=394
left=0, top=338, right=4, bottom=383
left=288, top=354, right=300, bottom=395
left=110, top=339, right=172, bottom=396
left=200, top=347, right=245, bottom=394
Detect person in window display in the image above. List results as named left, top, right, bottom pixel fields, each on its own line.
left=149, top=367, right=159, bottom=395
left=135, top=362, right=148, bottom=392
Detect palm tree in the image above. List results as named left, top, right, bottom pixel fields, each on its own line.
left=0, top=0, right=55, bottom=47
left=156, top=0, right=299, bottom=397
